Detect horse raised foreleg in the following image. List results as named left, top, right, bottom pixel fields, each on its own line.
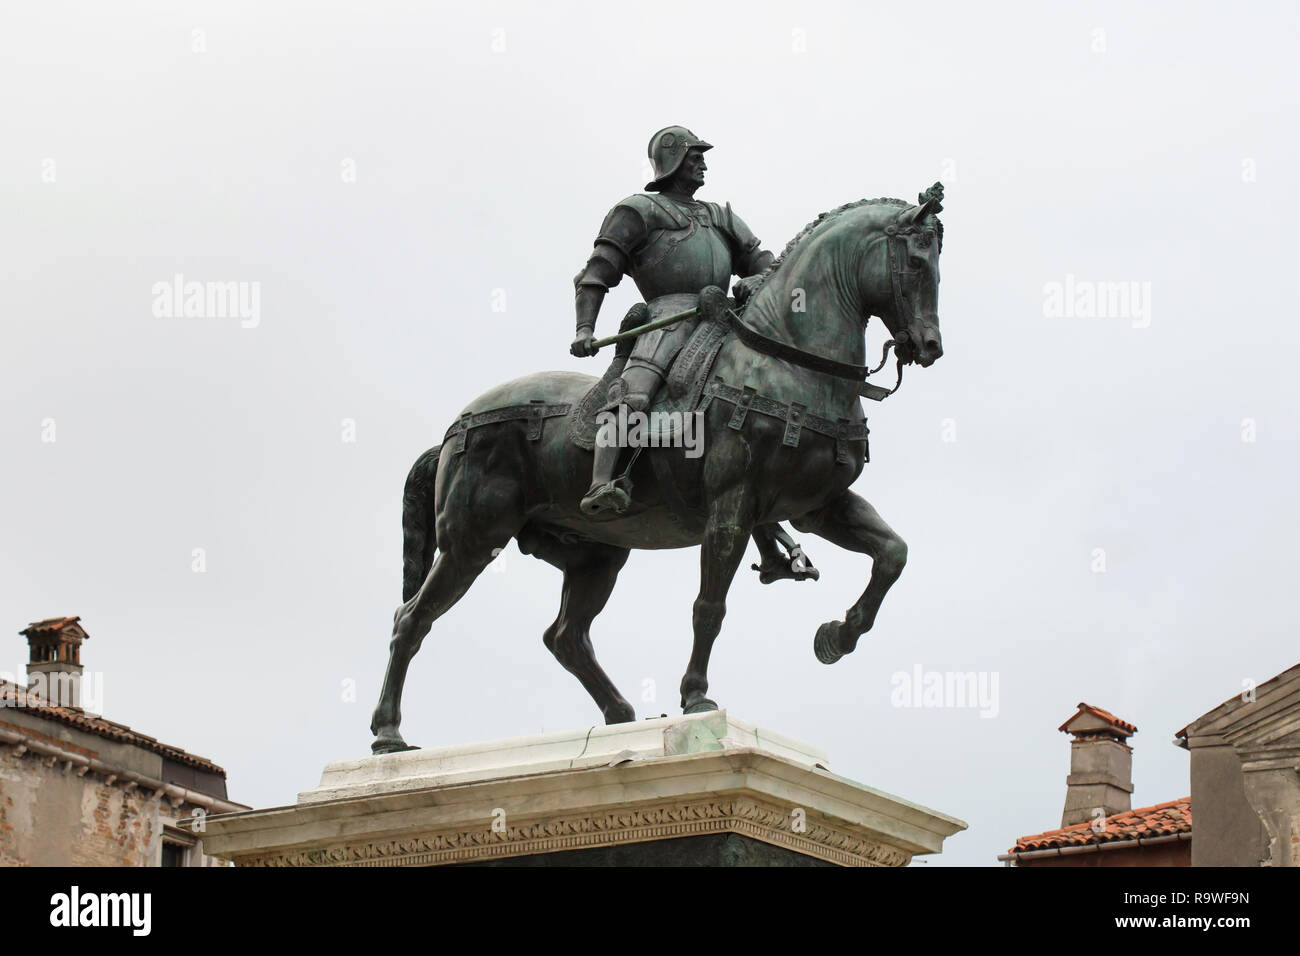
left=680, top=487, right=754, bottom=714
left=791, top=490, right=907, bottom=664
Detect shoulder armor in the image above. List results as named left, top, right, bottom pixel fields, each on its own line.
left=619, top=192, right=693, bottom=231
left=713, top=200, right=761, bottom=254
left=594, top=200, right=652, bottom=260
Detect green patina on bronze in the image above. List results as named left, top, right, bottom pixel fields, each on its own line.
left=370, top=128, right=946, bottom=754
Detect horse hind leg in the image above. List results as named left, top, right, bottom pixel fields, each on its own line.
left=518, top=526, right=635, bottom=724
left=370, top=548, right=493, bottom=752
left=371, top=483, right=523, bottom=754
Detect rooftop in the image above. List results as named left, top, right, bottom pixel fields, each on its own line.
left=20, top=616, right=88, bottom=641
left=0, top=680, right=226, bottom=775
left=1009, top=797, right=1191, bottom=853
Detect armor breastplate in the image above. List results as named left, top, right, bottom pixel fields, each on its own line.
left=629, top=201, right=734, bottom=302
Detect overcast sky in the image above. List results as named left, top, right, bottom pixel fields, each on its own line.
left=2, top=1, right=1297, bottom=866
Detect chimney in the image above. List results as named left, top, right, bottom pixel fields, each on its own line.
left=20, top=616, right=88, bottom=709
left=1058, top=702, right=1136, bottom=827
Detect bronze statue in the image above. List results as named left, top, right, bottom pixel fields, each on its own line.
left=571, top=127, right=818, bottom=584
left=371, top=126, right=946, bottom=753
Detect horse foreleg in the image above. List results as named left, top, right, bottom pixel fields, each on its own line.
left=791, top=490, right=907, bottom=664
left=680, top=487, right=754, bottom=714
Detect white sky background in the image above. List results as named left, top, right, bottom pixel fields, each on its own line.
left=2, top=1, right=1297, bottom=866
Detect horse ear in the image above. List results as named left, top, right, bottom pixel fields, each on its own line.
left=906, top=182, right=944, bottom=224
left=902, top=197, right=939, bottom=226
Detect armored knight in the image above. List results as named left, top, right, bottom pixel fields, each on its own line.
left=570, top=126, right=817, bottom=583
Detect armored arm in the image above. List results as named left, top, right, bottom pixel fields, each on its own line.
left=718, top=203, right=775, bottom=305
left=743, top=247, right=777, bottom=276
left=573, top=203, right=646, bottom=341
left=720, top=202, right=775, bottom=277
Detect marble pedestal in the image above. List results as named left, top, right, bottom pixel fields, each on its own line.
left=203, top=711, right=966, bottom=867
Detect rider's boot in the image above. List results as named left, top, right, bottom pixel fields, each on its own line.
left=580, top=436, right=631, bottom=515
left=751, top=526, right=821, bottom=583
left=581, top=367, right=660, bottom=516
left=753, top=546, right=820, bottom=583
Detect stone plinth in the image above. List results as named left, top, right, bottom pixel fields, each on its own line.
left=204, top=712, right=966, bottom=867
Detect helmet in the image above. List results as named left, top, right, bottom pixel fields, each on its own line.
left=644, top=126, right=712, bottom=191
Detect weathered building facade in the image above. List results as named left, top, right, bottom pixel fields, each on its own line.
left=1002, top=665, right=1300, bottom=867
left=1176, top=664, right=1300, bottom=867
left=0, top=617, right=245, bottom=866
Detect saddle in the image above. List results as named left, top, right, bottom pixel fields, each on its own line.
left=566, top=288, right=732, bottom=451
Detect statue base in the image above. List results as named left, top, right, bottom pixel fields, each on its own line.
left=203, top=711, right=965, bottom=867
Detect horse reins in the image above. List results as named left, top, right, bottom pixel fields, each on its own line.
left=724, top=229, right=920, bottom=402
left=723, top=308, right=904, bottom=401
left=590, top=227, right=922, bottom=402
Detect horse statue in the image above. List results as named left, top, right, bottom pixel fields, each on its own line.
left=370, top=187, right=946, bottom=753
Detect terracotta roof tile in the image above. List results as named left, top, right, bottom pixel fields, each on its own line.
left=20, top=616, right=86, bottom=638
left=1058, top=702, right=1137, bottom=736
left=1010, top=798, right=1191, bottom=853
left=0, top=682, right=225, bottom=775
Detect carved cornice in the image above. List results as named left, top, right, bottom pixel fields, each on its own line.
left=235, top=797, right=912, bottom=868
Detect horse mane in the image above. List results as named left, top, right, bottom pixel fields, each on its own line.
left=743, top=196, right=942, bottom=306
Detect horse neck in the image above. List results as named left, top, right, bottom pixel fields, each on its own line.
left=738, top=218, right=886, bottom=412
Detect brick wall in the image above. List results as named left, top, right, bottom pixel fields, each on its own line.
left=0, top=744, right=221, bottom=866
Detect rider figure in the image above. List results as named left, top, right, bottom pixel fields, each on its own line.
left=570, top=126, right=818, bottom=583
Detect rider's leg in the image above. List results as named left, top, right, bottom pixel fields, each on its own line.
left=581, top=365, right=664, bottom=515
left=751, top=524, right=820, bottom=584
left=587, top=436, right=622, bottom=500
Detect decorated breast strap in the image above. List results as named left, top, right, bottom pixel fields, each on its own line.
left=702, top=378, right=870, bottom=464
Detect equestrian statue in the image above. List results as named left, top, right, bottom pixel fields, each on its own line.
left=371, top=125, right=946, bottom=753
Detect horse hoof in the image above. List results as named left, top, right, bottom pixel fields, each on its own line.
left=372, top=734, right=418, bottom=755
left=604, top=702, right=636, bottom=725
left=683, top=697, right=718, bottom=715
left=814, top=621, right=845, bottom=665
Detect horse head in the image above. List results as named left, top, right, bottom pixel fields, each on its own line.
left=740, top=186, right=945, bottom=380
left=881, top=183, right=944, bottom=368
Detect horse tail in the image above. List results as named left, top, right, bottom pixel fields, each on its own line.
left=401, top=445, right=442, bottom=602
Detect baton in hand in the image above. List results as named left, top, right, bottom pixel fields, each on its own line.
left=588, top=307, right=699, bottom=352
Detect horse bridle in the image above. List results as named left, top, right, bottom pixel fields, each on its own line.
left=724, top=220, right=928, bottom=402
left=885, top=222, right=927, bottom=369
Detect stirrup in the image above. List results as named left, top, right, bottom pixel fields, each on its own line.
left=751, top=545, right=820, bottom=584
left=580, top=481, right=631, bottom=516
